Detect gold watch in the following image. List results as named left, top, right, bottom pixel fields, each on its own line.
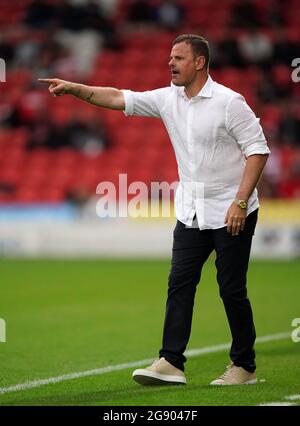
left=234, top=199, right=248, bottom=209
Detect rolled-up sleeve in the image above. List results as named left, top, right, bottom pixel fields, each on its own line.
left=121, top=87, right=170, bottom=118
left=122, top=90, right=135, bottom=116
left=226, top=94, right=270, bottom=157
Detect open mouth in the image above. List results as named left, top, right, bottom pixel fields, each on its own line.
left=172, top=70, right=179, bottom=76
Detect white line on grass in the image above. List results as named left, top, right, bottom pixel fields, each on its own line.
left=258, top=402, right=297, bottom=406
left=0, top=331, right=290, bottom=396
left=285, top=394, right=300, bottom=401
left=258, top=392, right=300, bottom=406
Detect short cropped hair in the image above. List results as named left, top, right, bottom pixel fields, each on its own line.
left=172, top=34, right=210, bottom=69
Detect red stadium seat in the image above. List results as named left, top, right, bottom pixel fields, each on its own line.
left=0, top=0, right=298, bottom=203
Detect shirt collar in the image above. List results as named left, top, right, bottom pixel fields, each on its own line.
left=172, top=75, right=213, bottom=100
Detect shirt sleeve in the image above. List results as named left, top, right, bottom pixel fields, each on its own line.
left=121, top=87, right=170, bottom=118
left=225, top=94, right=271, bottom=157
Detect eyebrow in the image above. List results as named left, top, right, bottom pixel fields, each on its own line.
left=170, top=55, right=184, bottom=60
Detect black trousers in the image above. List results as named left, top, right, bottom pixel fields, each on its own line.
left=159, top=209, right=258, bottom=373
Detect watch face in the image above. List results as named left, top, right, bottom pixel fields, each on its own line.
left=239, top=201, right=247, bottom=209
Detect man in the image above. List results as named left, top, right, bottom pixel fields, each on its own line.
left=39, top=34, right=270, bottom=386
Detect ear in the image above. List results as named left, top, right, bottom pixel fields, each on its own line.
left=195, top=56, right=206, bottom=71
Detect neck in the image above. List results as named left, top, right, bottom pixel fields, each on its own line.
left=185, top=72, right=208, bottom=99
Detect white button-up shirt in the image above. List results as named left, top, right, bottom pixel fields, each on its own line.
left=122, top=75, right=270, bottom=229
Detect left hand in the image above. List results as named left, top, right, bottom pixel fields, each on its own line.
left=224, top=203, right=247, bottom=236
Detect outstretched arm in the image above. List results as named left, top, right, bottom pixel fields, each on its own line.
left=38, top=78, right=125, bottom=110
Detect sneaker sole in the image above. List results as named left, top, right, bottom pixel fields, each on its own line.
left=132, top=369, right=186, bottom=386
left=210, top=378, right=258, bottom=386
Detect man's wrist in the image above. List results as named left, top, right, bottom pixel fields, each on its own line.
left=234, top=198, right=248, bottom=209
left=70, top=84, right=94, bottom=102
left=68, top=83, right=78, bottom=96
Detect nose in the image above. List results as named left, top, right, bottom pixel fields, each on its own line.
left=169, top=58, right=174, bottom=67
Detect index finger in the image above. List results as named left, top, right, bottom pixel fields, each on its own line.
left=38, top=78, right=56, bottom=84
left=226, top=220, right=232, bottom=233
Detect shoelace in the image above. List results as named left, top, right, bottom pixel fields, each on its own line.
left=219, top=363, right=236, bottom=380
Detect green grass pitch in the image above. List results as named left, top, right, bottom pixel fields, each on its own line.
left=0, top=258, right=299, bottom=406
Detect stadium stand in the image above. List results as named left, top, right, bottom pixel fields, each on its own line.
left=0, top=0, right=299, bottom=203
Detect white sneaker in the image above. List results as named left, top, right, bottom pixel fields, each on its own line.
left=210, top=363, right=257, bottom=385
left=132, top=357, right=186, bottom=386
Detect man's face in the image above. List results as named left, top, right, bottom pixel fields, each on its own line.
left=169, top=42, right=203, bottom=87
